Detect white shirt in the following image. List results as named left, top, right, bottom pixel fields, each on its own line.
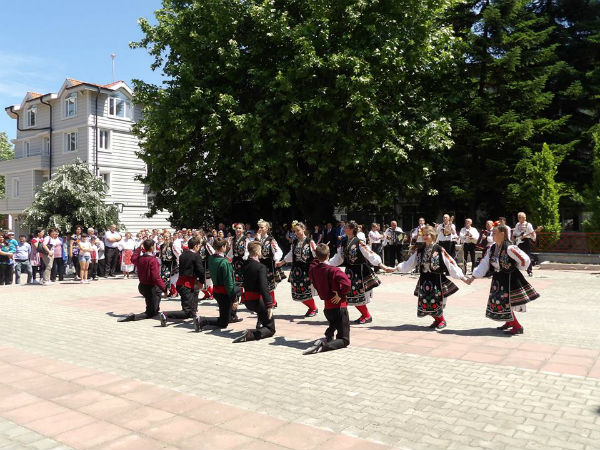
left=119, top=238, right=135, bottom=251
left=368, top=230, right=382, bottom=244
left=513, top=221, right=536, bottom=242
left=473, top=244, right=530, bottom=277
left=396, top=246, right=466, bottom=280
left=436, top=223, right=457, bottom=242
left=104, top=230, right=122, bottom=248
left=357, top=231, right=366, bottom=242
left=459, top=226, right=480, bottom=244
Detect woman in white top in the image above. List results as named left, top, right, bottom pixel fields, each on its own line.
left=78, top=234, right=93, bottom=283
left=368, top=223, right=383, bottom=272
left=119, top=232, right=136, bottom=278
left=467, top=224, right=539, bottom=335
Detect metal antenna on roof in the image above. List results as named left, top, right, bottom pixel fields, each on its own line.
left=110, top=53, right=116, bottom=82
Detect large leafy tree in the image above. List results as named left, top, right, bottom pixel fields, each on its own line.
left=131, top=0, right=457, bottom=225
left=23, top=160, right=119, bottom=233
left=0, top=132, right=14, bottom=199
left=439, top=0, right=575, bottom=222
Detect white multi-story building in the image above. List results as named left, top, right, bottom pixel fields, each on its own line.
left=0, top=78, right=171, bottom=234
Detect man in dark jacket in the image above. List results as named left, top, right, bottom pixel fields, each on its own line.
left=196, top=238, right=237, bottom=330
left=159, top=237, right=205, bottom=329
left=233, top=241, right=275, bottom=342
left=118, top=239, right=166, bottom=322
left=304, top=243, right=352, bottom=354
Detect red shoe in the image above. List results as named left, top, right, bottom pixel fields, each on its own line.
left=435, top=320, right=447, bottom=330
left=305, top=309, right=318, bottom=318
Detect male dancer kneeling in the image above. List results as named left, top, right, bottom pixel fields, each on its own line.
left=233, top=241, right=275, bottom=343
left=158, top=237, right=205, bottom=330
left=118, top=239, right=167, bottom=322
left=196, top=238, right=238, bottom=330
left=304, top=243, right=351, bottom=354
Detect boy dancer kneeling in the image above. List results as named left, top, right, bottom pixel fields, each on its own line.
left=233, top=241, right=275, bottom=342
left=304, top=243, right=351, bottom=354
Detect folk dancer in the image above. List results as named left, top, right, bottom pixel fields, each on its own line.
left=228, top=223, right=249, bottom=320
left=159, top=237, right=206, bottom=328
left=199, top=232, right=215, bottom=300
left=386, top=225, right=467, bottom=329
left=467, top=224, right=540, bottom=334
left=512, top=212, right=538, bottom=277
left=195, top=238, right=237, bottom=331
left=304, top=244, right=352, bottom=354
left=277, top=221, right=319, bottom=317
left=160, top=233, right=180, bottom=298
left=383, top=220, right=404, bottom=266
left=233, top=241, right=276, bottom=343
left=459, top=218, right=480, bottom=275
left=256, top=219, right=283, bottom=308
left=329, top=221, right=390, bottom=324
left=118, top=239, right=167, bottom=322
left=436, top=214, right=458, bottom=258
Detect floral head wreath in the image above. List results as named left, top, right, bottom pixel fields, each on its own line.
left=257, top=219, right=270, bottom=228
left=493, top=221, right=499, bottom=227
left=291, top=220, right=299, bottom=227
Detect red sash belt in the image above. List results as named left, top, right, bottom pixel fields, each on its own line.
left=176, top=275, right=196, bottom=289
left=241, top=291, right=261, bottom=302
left=213, top=285, right=228, bottom=294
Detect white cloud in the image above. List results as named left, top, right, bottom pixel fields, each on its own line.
left=0, top=51, right=65, bottom=101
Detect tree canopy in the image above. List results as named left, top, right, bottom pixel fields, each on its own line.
left=23, top=160, right=119, bottom=233
left=0, top=132, right=14, bottom=199
left=131, top=0, right=457, bottom=226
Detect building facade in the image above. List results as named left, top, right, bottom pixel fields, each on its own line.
left=1, top=78, right=171, bottom=234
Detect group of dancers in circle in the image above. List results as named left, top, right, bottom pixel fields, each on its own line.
left=118, top=218, right=539, bottom=354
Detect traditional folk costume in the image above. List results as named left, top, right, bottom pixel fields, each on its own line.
left=396, top=244, right=466, bottom=329
left=472, top=241, right=539, bottom=334
left=383, top=226, right=404, bottom=266
left=199, top=238, right=215, bottom=299
left=329, top=236, right=382, bottom=324
left=283, top=237, right=319, bottom=316
left=227, top=233, right=249, bottom=322
left=119, top=238, right=136, bottom=274
left=197, top=252, right=237, bottom=330
left=436, top=222, right=458, bottom=259
left=160, top=241, right=179, bottom=297
left=257, top=233, right=283, bottom=308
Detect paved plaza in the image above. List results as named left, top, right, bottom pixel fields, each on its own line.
left=0, top=268, right=599, bottom=449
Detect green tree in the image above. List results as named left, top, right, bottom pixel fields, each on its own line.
left=0, top=132, right=14, bottom=199
left=23, top=160, right=120, bottom=233
left=131, top=0, right=457, bottom=225
left=509, top=143, right=562, bottom=233
left=583, top=132, right=600, bottom=231
left=439, top=0, right=574, bottom=221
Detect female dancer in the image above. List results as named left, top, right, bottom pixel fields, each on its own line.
left=256, top=219, right=283, bottom=308
left=386, top=225, right=466, bottom=329
left=278, top=221, right=319, bottom=317
left=330, top=221, right=389, bottom=324
left=119, top=232, right=136, bottom=279
left=228, top=223, right=249, bottom=316
left=467, top=224, right=539, bottom=334
left=160, top=232, right=179, bottom=298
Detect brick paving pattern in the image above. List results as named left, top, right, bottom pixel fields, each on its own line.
left=0, top=268, right=599, bottom=449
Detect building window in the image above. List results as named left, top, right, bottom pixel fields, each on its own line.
left=100, top=172, right=111, bottom=193
left=43, top=137, right=50, bottom=155
left=12, top=178, right=19, bottom=198
left=65, top=131, right=78, bottom=152
left=24, top=141, right=30, bottom=157
left=64, top=93, right=77, bottom=118
left=27, top=106, right=36, bottom=127
left=108, top=95, right=131, bottom=119
left=99, top=129, right=110, bottom=150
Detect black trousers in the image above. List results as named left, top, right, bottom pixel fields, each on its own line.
left=0, top=265, right=13, bottom=285
left=438, top=241, right=456, bottom=259
left=133, top=283, right=162, bottom=320
left=323, top=307, right=350, bottom=351
left=384, top=244, right=402, bottom=266
left=203, top=293, right=233, bottom=328
left=463, top=243, right=476, bottom=272
left=51, top=258, right=64, bottom=281
left=518, top=240, right=534, bottom=274
left=163, top=285, right=199, bottom=319
left=105, top=247, right=120, bottom=276
left=243, top=299, right=276, bottom=340
left=72, top=256, right=81, bottom=278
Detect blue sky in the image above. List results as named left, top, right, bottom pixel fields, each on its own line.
left=0, top=0, right=165, bottom=142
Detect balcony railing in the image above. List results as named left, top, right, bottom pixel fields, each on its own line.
left=532, top=232, right=600, bottom=254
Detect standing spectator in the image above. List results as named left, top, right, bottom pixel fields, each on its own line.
left=436, top=214, right=458, bottom=258
left=498, top=216, right=512, bottom=241
left=336, top=220, right=346, bottom=247
left=70, top=225, right=83, bottom=281
left=96, top=235, right=106, bottom=278
left=478, top=220, right=495, bottom=258
left=78, top=234, right=93, bottom=283
left=89, top=236, right=99, bottom=280
left=312, top=225, right=323, bottom=244
left=104, top=224, right=122, bottom=277
left=30, top=230, right=45, bottom=284
left=459, top=218, right=480, bottom=275
left=323, top=222, right=337, bottom=257
left=41, top=228, right=60, bottom=284
left=119, top=232, right=136, bottom=278
left=0, top=234, right=16, bottom=285
left=383, top=220, right=404, bottom=266
left=49, top=230, right=65, bottom=282
left=368, top=223, right=383, bottom=272
left=13, top=235, right=32, bottom=284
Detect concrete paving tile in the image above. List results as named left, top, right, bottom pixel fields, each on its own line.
left=267, top=423, right=335, bottom=450
left=2, top=400, right=69, bottom=424
left=316, top=435, right=392, bottom=449
left=219, top=412, right=288, bottom=438
left=144, top=416, right=210, bottom=443
left=179, top=428, right=254, bottom=450
left=54, top=421, right=130, bottom=449
left=26, top=410, right=96, bottom=436
left=0, top=392, right=41, bottom=411
left=92, top=434, right=173, bottom=450
left=185, top=401, right=246, bottom=425
left=540, top=363, right=589, bottom=377
left=79, top=396, right=139, bottom=420
left=53, top=389, right=115, bottom=409
left=110, top=405, right=174, bottom=431
left=149, top=394, right=210, bottom=415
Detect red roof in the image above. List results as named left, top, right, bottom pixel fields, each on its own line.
left=67, top=78, right=124, bottom=88
left=27, top=92, right=43, bottom=99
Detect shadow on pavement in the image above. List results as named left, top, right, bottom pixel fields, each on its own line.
left=439, top=327, right=512, bottom=337
left=272, top=314, right=327, bottom=326
left=367, top=324, right=434, bottom=332
left=268, top=336, right=312, bottom=350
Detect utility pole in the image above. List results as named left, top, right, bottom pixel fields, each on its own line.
left=110, top=53, right=116, bottom=82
